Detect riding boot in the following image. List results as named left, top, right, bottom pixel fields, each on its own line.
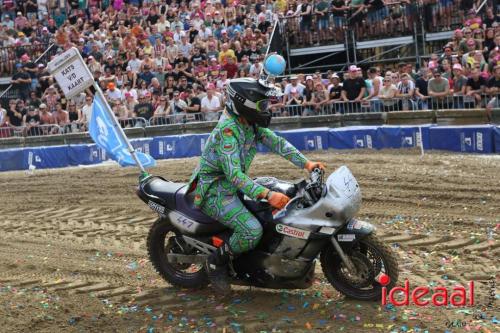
left=205, top=244, right=231, bottom=294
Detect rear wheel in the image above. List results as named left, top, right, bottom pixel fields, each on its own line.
left=147, top=219, right=209, bottom=289
left=320, top=234, right=399, bottom=301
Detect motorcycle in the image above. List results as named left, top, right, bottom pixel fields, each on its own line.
left=137, top=166, right=399, bottom=300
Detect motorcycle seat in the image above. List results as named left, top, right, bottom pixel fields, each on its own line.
left=142, top=177, right=185, bottom=210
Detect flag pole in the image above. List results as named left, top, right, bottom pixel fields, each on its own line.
left=92, top=83, right=147, bottom=174
left=419, top=126, right=425, bottom=158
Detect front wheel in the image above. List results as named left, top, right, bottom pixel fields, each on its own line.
left=147, top=219, right=209, bottom=289
left=320, top=234, right=399, bottom=301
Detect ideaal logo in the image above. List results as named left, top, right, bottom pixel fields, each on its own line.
left=379, top=274, right=475, bottom=307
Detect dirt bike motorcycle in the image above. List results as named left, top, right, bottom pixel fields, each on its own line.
left=137, top=166, right=399, bottom=300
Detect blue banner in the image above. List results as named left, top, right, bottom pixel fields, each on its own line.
left=89, top=93, right=155, bottom=168
left=493, top=126, right=500, bottom=153
left=429, top=125, right=494, bottom=153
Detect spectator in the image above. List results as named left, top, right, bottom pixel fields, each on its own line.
left=315, top=0, right=330, bottom=44
left=296, top=0, right=313, bottom=45
left=285, top=87, right=304, bottom=116
left=113, top=99, right=131, bottom=127
left=428, top=69, right=451, bottom=109
left=465, top=67, right=486, bottom=108
left=328, top=73, right=344, bottom=113
left=53, top=103, right=69, bottom=129
left=22, top=105, right=40, bottom=136
left=184, top=88, right=202, bottom=121
left=341, top=65, right=366, bottom=113
left=133, top=93, right=155, bottom=122
left=486, top=65, right=500, bottom=120
left=38, top=103, right=54, bottom=127
left=309, top=81, right=329, bottom=115
left=0, top=104, right=7, bottom=136
left=27, top=90, right=42, bottom=109
left=396, top=73, right=415, bottom=110
left=67, top=102, right=83, bottom=133
left=365, top=67, right=383, bottom=112
left=415, top=68, right=432, bottom=110
left=452, top=64, right=468, bottom=108
left=378, top=76, right=398, bottom=112
left=201, top=84, right=222, bottom=121
left=152, top=95, right=171, bottom=124
left=331, top=0, right=347, bottom=41
left=106, top=82, right=122, bottom=104
left=6, top=99, right=24, bottom=127
left=11, top=64, right=32, bottom=100
left=81, top=96, right=93, bottom=129
left=223, top=56, right=238, bottom=79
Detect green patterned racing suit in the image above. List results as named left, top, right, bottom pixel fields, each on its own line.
left=187, top=110, right=308, bottom=254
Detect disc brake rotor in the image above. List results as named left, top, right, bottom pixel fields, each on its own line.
left=339, top=252, right=375, bottom=288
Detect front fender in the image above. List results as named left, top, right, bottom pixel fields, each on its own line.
left=334, top=219, right=376, bottom=251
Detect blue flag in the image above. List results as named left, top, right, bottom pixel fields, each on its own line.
left=89, top=93, right=156, bottom=168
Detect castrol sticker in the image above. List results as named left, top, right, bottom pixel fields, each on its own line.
left=275, top=224, right=310, bottom=240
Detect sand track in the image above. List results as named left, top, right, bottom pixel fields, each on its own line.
left=0, top=150, right=498, bottom=332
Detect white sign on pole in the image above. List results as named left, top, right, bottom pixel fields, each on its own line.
left=47, top=47, right=94, bottom=99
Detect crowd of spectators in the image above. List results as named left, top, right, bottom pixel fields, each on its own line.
left=0, top=0, right=282, bottom=136
left=284, top=0, right=491, bottom=46
left=0, top=1, right=499, bottom=138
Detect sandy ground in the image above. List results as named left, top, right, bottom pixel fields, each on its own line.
left=0, top=150, right=498, bottom=333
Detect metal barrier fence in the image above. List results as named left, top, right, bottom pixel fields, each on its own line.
left=148, top=112, right=223, bottom=126
left=0, top=124, right=62, bottom=138
left=1, top=96, right=498, bottom=140
left=270, top=94, right=500, bottom=116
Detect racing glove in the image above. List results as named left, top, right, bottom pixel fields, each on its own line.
left=266, top=191, right=291, bottom=210
left=305, top=161, right=326, bottom=172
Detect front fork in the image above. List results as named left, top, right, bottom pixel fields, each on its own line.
left=330, top=237, right=357, bottom=273
left=330, top=219, right=377, bottom=273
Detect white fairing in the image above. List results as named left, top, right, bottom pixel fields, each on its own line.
left=281, top=166, right=362, bottom=229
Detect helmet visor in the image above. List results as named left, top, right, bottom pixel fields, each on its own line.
left=256, top=99, right=270, bottom=113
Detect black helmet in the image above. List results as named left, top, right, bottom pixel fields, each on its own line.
left=226, top=77, right=282, bottom=128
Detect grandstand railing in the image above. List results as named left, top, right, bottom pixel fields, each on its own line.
left=1, top=95, right=497, bottom=140
left=148, top=112, right=223, bottom=126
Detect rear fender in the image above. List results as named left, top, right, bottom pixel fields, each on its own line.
left=333, top=219, right=376, bottom=251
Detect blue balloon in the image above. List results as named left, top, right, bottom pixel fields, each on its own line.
left=264, top=54, right=286, bottom=76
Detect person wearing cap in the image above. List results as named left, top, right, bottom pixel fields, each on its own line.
left=283, top=75, right=306, bottom=105
left=428, top=69, right=451, bottom=110
left=133, top=92, right=155, bottom=122
left=106, top=82, right=122, bottom=103
left=14, top=11, right=28, bottom=30
left=451, top=64, right=468, bottom=109
left=341, top=65, right=366, bottom=113
left=2, top=15, right=14, bottom=29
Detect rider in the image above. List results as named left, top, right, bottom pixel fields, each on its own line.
left=187, top=77, right=325, bottom=292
